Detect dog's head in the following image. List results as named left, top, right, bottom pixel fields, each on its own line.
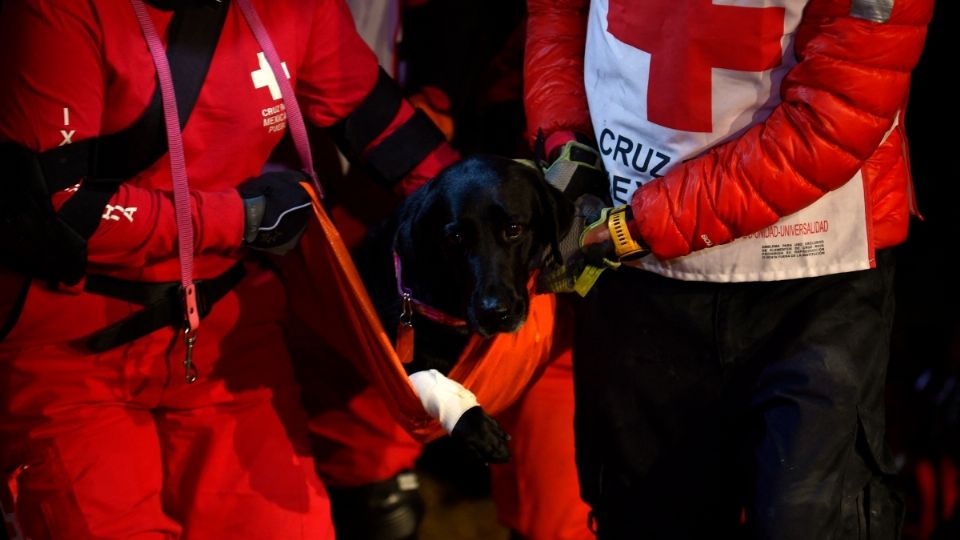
left=395, top=155, right=574, bottom=337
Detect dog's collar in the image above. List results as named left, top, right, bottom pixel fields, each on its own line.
left=393, top=251, right=469, bottom=328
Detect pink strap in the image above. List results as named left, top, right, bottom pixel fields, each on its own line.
left=131, top=0, right=320, bottom=336
left=130, top=0, right=200, bottom=333
left=235, top=0, right=322, bottom=197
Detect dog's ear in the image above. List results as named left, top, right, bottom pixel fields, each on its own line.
left=398, top=176, right=451, bottom=263
left=393, top=177, right=433, bottom=262
left=524, top=165, right=575, bottom=267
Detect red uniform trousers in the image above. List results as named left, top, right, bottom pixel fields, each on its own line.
left=490, top=349, right=592, bottom=540
left=0, top=264, right=334, bottom=540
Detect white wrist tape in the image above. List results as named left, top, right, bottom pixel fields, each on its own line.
left=408, top=369, right=480, bottom=433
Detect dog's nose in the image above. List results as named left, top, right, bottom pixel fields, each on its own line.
left=478, top=299, right=512, bottom=323
left=475, top=296, right=518, bottom=336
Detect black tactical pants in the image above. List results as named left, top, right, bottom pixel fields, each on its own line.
left=574, top=251, right=903, bottom=540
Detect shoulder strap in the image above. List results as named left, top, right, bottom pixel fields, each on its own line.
left=51, top=0, right=229, bottom=240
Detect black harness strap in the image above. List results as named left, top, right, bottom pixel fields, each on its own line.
left=30, top=139, right=98, bottom=194
left=328, top=67, right=448, bottom=186
left=362, top=109, right=446, bottom=185
left=0, top=142, right=88, bottom=284
left=329, top=68, right=404, bottom=157
left=84, top=261, right=247, bottom=352
left=53, top=0, right=230, bottom=241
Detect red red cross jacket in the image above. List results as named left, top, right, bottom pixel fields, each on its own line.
left=525, top=0, right=933, bottom=281
left=0, top=0, right=455, bottom=284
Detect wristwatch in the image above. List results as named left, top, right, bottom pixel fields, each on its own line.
left=607, top=205, right=649, bottom=261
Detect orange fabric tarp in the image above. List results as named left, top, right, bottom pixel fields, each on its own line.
left=276, top=188, right=558, bottom=441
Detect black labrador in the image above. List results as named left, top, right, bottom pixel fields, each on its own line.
left=356, top=154, right=573, bottom=463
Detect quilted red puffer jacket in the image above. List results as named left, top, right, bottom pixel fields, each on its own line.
left=524, top=0, right=933, bottom=262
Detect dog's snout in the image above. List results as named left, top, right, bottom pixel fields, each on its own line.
left=479, top=298, right=511, bottom=322
left=472, top=288, right=526, bottom=337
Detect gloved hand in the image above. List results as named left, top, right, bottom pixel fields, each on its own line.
left=538, top=194, right=616, bottom=296
left=539, top=137, right=610, bottom=203
left=451, top=405, right=512, bottom=464
left=538, top=195, right=650, bottom=296
left=237, top=170, right=313, bottom=255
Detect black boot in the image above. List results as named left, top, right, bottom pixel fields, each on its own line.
left=327, top=470, right=425, bottom=540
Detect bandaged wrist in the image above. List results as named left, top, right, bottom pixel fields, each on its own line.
left=409, top=369, right=480, bottom=433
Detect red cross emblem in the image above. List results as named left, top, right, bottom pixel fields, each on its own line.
left=608, top=0, right=786, bottom=133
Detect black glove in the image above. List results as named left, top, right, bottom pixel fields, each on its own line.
left=237, top=170, right=312, bottom=255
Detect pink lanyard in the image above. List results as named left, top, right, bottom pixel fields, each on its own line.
left=235, top=0, right=321, bottom=195
left=130, top=0, right=317, bottom=382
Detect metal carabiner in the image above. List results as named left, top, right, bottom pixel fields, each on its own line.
left=182, top=327, right=198, bottom=384
left=399, top=293, right=414, bottom=328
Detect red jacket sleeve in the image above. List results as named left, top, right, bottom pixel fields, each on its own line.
left=296, top=0, right=382, bottom=128
left=0, top=0, right=244, bottom=270
left=524, top=0, right=593, bottom=148
left=629, top=0, right=934, bottom=259
left=74, top=187, right=243, bottom=269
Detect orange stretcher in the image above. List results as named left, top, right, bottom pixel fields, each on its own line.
left=275, top=187, right=559, bottom=441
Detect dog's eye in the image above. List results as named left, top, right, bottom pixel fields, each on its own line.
left=446, top=231, right=464, bottom=246
left=504, top=223, right=525, bottom=240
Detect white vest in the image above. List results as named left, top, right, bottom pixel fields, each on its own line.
left=585, top=0, right=875, bottom=282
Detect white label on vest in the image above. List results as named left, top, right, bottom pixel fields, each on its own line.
left=629, top=172, right=871, bottom=281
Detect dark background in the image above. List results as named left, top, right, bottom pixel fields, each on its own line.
left=888, top=1, right=959, bottom=537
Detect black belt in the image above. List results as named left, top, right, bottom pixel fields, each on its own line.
left=84, top=261, right=247, bottom=352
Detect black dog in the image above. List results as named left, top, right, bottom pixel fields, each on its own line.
left=356, top=154, right=573, bottom=463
